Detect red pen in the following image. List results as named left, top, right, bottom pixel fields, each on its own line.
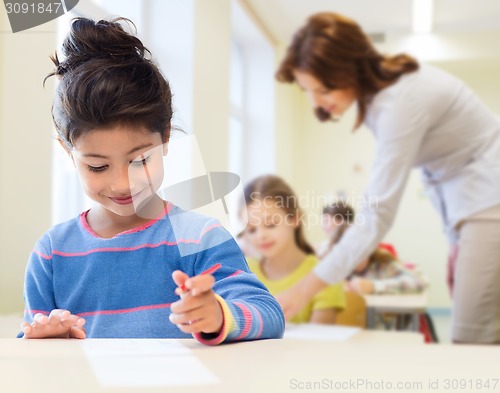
left=179, top=263, right=222, bottom=292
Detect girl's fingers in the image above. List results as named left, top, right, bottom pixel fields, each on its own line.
left=33, top=313, right=48, bottom=325
left=23, top=310, right=85, bottom=338
left=69, top=325, right=86, bottom=339
left=170, top=290, right=213, bottom=314
left=60, top=314, right=85, bottom=328
left=48, top=309, right=66, bottom=326
left=20, top=322, right=32, bottom=335
left=169, top=306, right=206, bottom=325
left=184, top=274, right=215, bottom=296
left=174, top=317, right=207, bottom=334
left=172, top=270, right=189, bottom=289
left=170, top=291, right=222, bottom=334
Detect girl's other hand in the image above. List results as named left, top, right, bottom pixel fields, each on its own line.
left=170, top=270, right=223, bottom=335
left=21, top=309, right=86, bottom=339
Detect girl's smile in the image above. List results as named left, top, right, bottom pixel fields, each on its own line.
left=108, top=190, right=143, bottom=205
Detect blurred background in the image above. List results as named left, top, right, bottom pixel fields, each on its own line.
left=1, top=0, right=499, bottom=337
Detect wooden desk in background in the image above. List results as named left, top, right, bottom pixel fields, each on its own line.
left=1, top=327, right=499, bottom=393
left=364, top=292, right=428, bottom=331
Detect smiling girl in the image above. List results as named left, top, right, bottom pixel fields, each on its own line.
left=244, top=175, right=345, bottom=324
left=18, top=17, right=284, bottom=343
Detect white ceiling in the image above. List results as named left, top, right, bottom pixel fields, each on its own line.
left=245, top=0, right=500, bottom=43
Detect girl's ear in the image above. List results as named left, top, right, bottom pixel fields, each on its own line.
left=56, top=137, right=75, bottom=166
left=162, top=143, right=168, bottom=156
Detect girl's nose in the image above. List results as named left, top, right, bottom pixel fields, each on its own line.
left=255, top=227, right=267, bottom=240
left=109, top=166, right=134, bottom=194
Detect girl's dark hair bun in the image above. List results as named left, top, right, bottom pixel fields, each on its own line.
left=45, top=17, right=149, bottom=83
left=62, top=17, right=148, bottom=67
left=48, top=16, right=173, bottom=148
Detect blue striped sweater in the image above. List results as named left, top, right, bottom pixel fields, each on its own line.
left=20, top=203, right=285, bottom=344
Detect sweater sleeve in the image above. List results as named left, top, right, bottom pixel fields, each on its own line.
left=17, top=238, right=56, bottom=337
left=191, top=220, right=285, bottom=345
left=315, top=85, right=430, bottom=285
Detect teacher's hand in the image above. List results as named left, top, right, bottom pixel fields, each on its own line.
left=276, top=272, right=329, bottom=321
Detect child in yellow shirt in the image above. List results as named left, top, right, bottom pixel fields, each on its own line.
left=243, top=175, right=345, bottom=324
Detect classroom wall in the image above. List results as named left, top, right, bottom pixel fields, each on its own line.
left=192, top=0, right=231, bottom=172
left=274, top=43, right=303, bottom=182
left=0, top=13, right=55, bottom=313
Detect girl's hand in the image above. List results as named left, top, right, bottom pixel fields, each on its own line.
left=349, top=278, right=374, bottom=294
left=169, top=270, right=223, bottom=335
left=21, top=309, right=86, bottom=339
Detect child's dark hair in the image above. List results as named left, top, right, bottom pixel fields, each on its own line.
left=244, top=175, right=315, bottom=255
left=45, top=17, right=173, bottom=149
left=320, top=202, right=355, bottom=258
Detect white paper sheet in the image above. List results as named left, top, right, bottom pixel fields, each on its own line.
left=81, top=339, right=219, bottom=387
left=284, top=323, right=360, bottom=341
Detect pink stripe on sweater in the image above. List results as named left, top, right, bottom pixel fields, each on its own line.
left=228, top=270, right=244, bottom=278
left=33, top=250, right=52, bottom=260
left=248, top=303, right=264, bottom=338
left=199, top=223, right=223, bottom=238
left=80, top=202, right=173, bottom=238
left=52, top=239, right=200, bottom=257
left=76, top=302, right=172, bottom=317
left=234, top=302, right=252, bottom=340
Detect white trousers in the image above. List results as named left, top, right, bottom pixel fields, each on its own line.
left=452, top=207, right=500, bottom=343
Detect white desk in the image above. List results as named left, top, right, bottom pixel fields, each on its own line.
left=364, top=292, right=428, bottom=331
left=1, top=331, right=499, bottom=393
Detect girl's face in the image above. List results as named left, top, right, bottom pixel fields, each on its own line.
left=69, top=125, right=167, bottom=218
left=245, top=200, right=298, bottom=259
left=293, top=70, right=357, bottom=119
left=321, top=214, right=343, bottom=237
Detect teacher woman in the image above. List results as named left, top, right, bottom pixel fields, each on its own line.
left=275, top=12, right=500, bottom=344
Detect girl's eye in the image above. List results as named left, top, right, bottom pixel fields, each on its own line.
left=246, top=227, right=256, bottom=234
left=87, top=165, right=108, bottom=173
left=130, top=156, right=151, bottom=167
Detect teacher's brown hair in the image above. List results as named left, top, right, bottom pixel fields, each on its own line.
left=276, top=12, right=419, bottom=128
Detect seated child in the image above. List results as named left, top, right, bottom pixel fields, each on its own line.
left=346, top=248, right=427, bottom=295
left=18, top=17, right=284, bottom=344
left=320, top=203, right=427, bottom=295
left=243, top=175, right=345, bottom=324
left=316, top=202, right=355, bottom=258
